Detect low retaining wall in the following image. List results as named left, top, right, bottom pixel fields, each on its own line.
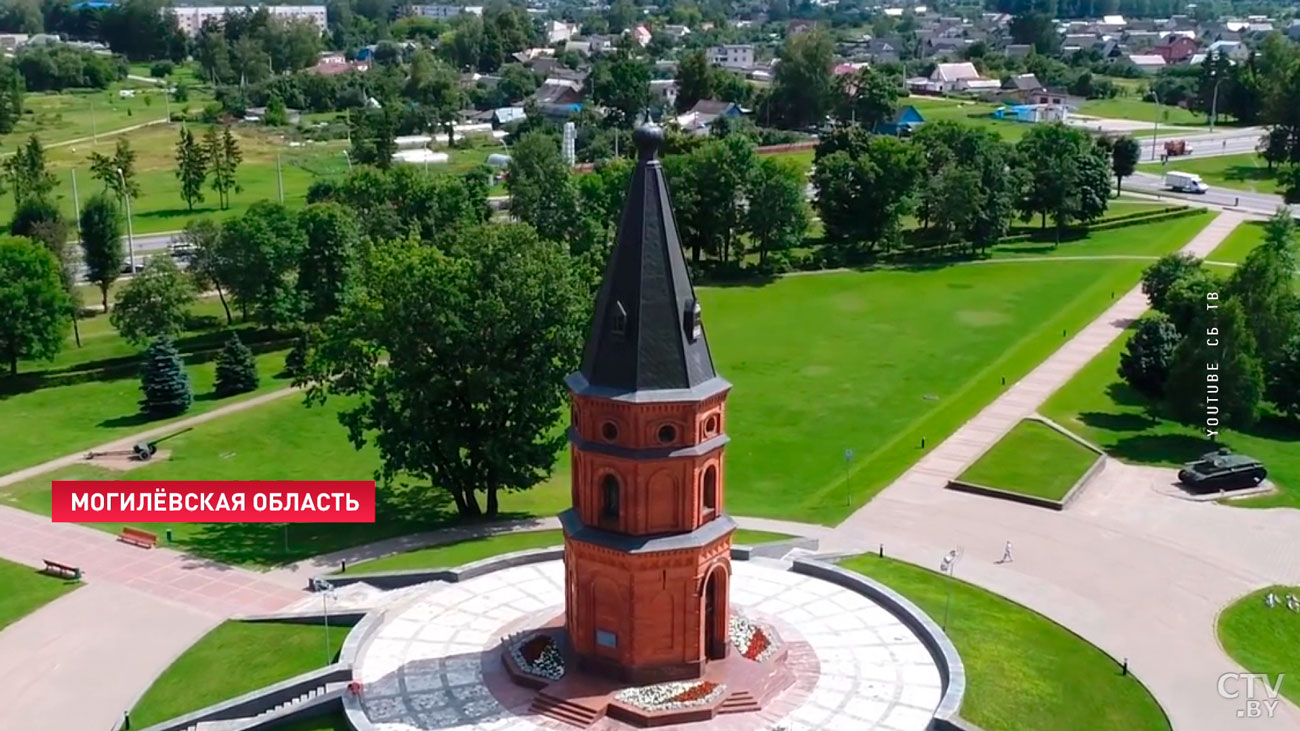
left=135, top=664, right=352, bottom=731
left=946, top=417, right=1106, bottom=510
left=317, top=546, right=566, bottom=591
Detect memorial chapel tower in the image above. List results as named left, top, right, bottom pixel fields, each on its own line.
left=560, top=122, right=735, bottom=684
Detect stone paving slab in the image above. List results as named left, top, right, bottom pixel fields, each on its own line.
left=353, top=560, right=942, bottom=731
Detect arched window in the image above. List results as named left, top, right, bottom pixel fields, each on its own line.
left=602, top=474, right=620, bottom=521
left=703, top=466, right=717, bottom=513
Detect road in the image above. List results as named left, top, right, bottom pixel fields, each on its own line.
left=1126, top=170, right=1296, bottom=217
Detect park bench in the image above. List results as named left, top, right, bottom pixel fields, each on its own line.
left=119, top=527, right=158, bottom=549
left=42, top=559, right=81, bottom=580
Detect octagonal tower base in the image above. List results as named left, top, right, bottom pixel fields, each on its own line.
left=501, top=612, right=797, bottom=728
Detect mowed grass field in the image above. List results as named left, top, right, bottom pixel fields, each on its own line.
left=1079, top=97, right=1208, bottom=126
left=0, top=558, right=79, bottom=632
left=0, top=215, right=1216, bottom=564
left=1040, top=332, right=1300, bottom=508
left=0, top=82, right=179, bottom=150
left=958, top=419, right=1100, bottom=501
left=0, top=122, right=508, bottom=236
left=128, top=621, right=347, bottom=728
left=1218, top=586, right=1300, bottom=707
left=843, top=554, right=1170, bottom=731
left=1139, top=153, right=1280, bottom=194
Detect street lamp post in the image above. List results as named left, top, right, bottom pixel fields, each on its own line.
left=843, top=449, right=854, bottom=506
left=1150, top=89, right=1161, bottom=161
left=312, top=578, right=337, bottom=665
left=117, top=167, right=136, bottom=273
left=1209, top=76, right=1225, bottom=134
left=343, top=150, right=352, bottom=171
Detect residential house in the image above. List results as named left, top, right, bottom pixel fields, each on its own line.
left=874, top=105, right=924, bottom=135
left=0, top=34, right=29, bottom=51
left=1154, top=33, right=1198, bottom=63
left=787, top=19, right=817, bottom=35
left=649, top=79, right=678, bottom=108
left=531, top=78, right=584, bottom=108
left=491, top=107, right=526, bottom=127
left=675, top=100, right=743, bottom=135
left=956, top=77, right=1002, bottom=94
left=660, top=24, right=691, bottom=41
left=546, top=20, right=577, bottom=44
left=411, top=4, right=483, bottom=19
left=173, top=5, right=327, bottom=36
left=1004, top=43, right=1032, bottom=59
left=1099, top=14, right=1127, bottom=32
left=1207, top=40, right=1249, bottom=62
left=927, top=62, right=983, bottom=92
left=1128, top=54, right=1167, bottom=73
left=709, top=44, right=754, bottom=69
left=865, top=38, right=900, bottom=63
left=1030, top=89, right=1083, bottom=107
left=994, top=103, right=1069, bottom=123
left=1002, top=73, right=1043, bottom=101
left=631, top=25, right=652, bottom=47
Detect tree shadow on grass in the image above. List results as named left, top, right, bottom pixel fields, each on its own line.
left=1105, top=381, right=1149, bottom=408
left=1078, top=411, right=1159, bottom=432
left=174, top=480, right=547, bottom=568
left=1107, top=433, right=1214, bottom=466
left=96, top=411, right=155, bottom=429
left=1221, top=165, right=1276, bottom=185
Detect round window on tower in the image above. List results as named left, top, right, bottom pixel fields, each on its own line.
left=601, top=421, right=619, bottom=442
left=704, top=415, right=719, bottom=436
left=658, top=424, right=677, bottom=444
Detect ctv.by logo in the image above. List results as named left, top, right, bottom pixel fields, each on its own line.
left=1218, top=673, right=1285, bottom=719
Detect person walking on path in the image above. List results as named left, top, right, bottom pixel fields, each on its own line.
left=999, top=540, right=1013, bottom=564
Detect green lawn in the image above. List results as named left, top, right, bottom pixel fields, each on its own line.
left=128, top=621, right=347, bottom=729
left=1139, top=153, right=1280, bottom=195
left=958, top=420, right=1099, bottom=501
left=1079, top=97, right=1207, bottom=126
left=341, top=528, right=794, bottom=573
left=0, top=348, right=290, bottom=476
left=1207, top=220, right=1267, bottom=264
left=1218, top=586, right=1300, bottom=707
left=0, top=216, right=1216, bottom=563
left=1040, top=332, right=1300, bottom=508
left=0, top=558, right=79, bottom=632
left=843, top=554, right=1170, bottom=731
left=1, top=85, right=177, bottom=150
left=908, top=97, right=1030, bottom=142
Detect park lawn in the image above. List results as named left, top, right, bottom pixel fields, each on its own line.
left=843, top=554, right=1170, bottom=731
left=1079, top=97, right=1206, bottom=126
left=991, top=206, right=1197, bottom=259
left=1218, top=586, right=1300, bottom=707
left=710, top=213, right=1215, bottom=522
left=958, top=420, right=1099, bottom=501
left=908, top=97, right=1030, bottom=141
left=1040, top=333, right=1300, bottom=508
left=341, top=528, right=795, bottom=573
left=0, top=349, right=290, bottom=476
left=128, top=621, right=348, bottom=729
left=0, top=558, right=80, bottom=632
left=1139, top=153, right=1280, bottom=195
left=0, top=86, right=174, bottom=150
left=1207, top=220, right=1267, bottom=264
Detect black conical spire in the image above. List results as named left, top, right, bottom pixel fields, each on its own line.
left=570, top=121, right=722, bottom=398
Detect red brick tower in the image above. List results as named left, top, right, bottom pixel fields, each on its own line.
left=561, top=122, right=735, bottom=684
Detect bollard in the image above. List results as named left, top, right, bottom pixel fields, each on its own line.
left=921, top=437, right=926, bottom=449
left=879, top=544, right=883, bottom=558
left=123, top=711, right=130, bottom=730
left=1062, top=328, right=1067, bottom=337
left=341, top=559, right=347, bottom=573
left=1122, top=658, right=1128, bottom=676
left=165, top=528, right=173, bottom=543
left=1001, top=376, right=1006, bottom=385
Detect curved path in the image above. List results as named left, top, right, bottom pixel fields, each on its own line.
left=828, top=210, right=1300, bottom=730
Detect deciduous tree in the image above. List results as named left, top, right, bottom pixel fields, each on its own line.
left=110, top=256, right=195, bottom=347
left=297, top=202, right=361, bottom=323
left=767, top=28, right=834, bottom=129
left=302, top=225, right=588, bottom=519
left=0, top=236, right=69, bottom=374
left=1111, top=136, right=1140, bottom=195
left=1166, top=299, right=1263, bottom=429
left=79, top=192, right=124, bottom=313
left=2, top=134, right=55, bottom=207
left=745, top=156, right=808, bottom=265
left=1119, top=314, right=1179, bottom=398
left=216, top=201, right=304, bottom=327
left=1142, top=252, right=1203, bottom=313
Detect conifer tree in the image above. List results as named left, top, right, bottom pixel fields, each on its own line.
left=140, top=337, right=192, bottom=417
left=174, top=127, right=208, bottom=211
left=214, top=331, right=258, bottom=396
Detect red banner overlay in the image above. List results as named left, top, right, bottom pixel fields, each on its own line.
left=50, top=481, right=376, bottom=523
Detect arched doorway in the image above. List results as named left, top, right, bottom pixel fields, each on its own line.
left=703, top=566, right=728, bottom=659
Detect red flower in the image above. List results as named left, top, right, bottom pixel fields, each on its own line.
left=744, top=629, right=770, bottom=660
left=669, top=681, right=718, bottom=703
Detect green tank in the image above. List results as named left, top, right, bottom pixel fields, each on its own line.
left=1177, top=448, right=1266, bottom=491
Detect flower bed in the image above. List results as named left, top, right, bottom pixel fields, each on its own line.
left=509, top=633, right=564, bottom=680
left=729, top=614, right=779, bottom=662
left=615, top=679, right=726, bottom=711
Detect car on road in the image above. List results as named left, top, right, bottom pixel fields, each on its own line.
left=1165, top=171, right=1208, bottom=194
left=168, top=241, right=196, bottom=257
left=1177, top=449, right=1266, bottom=491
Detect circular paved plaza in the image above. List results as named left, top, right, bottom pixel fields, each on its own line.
left=349, top=559, right=944, bottom=731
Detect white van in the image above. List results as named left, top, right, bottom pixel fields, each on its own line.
left=1165, top=171, right=1208, bottom=194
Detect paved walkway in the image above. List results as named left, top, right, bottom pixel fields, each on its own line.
left=0, top=506, right=305, bottom=730
left=828, top=211, right=1300, bottom=730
